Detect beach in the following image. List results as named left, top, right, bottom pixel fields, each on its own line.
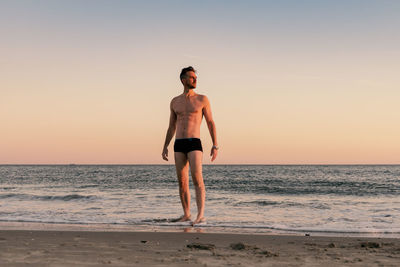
left=1, top=165, right=399, bottom=266
left=1, top=229, right=399, bottom=266
left=3, top=0, right=400, bottom=265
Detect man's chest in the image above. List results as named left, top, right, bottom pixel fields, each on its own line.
left=173, top=99, right=203, bottom=115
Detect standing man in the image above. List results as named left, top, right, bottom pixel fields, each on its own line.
left=162, top=66, right=218, bottom=226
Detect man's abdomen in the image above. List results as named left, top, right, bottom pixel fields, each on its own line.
left=175, top=116, right=202, bottom=139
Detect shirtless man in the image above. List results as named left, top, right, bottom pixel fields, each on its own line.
left=162, top=66, right=218, bottom=226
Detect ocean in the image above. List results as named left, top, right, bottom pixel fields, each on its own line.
left=0, top=165, right=399, bottom=237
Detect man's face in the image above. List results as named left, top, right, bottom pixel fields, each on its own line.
left=184, top=71, right=197, bottom=89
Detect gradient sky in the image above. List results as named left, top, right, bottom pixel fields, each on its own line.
left=1, top=0, right=399, bottom=164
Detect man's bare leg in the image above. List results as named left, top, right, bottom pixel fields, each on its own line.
left=172, top=152, right=191, bottom=222
left=188, top=150, right=206, bottom=225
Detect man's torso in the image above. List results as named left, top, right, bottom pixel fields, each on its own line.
left=172, top=93, right=206, bottom=139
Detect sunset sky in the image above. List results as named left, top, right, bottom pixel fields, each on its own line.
left=1, top=0, right=399, bottom=164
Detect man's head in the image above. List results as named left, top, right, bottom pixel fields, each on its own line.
left=180, top=66, right=197, bottom=89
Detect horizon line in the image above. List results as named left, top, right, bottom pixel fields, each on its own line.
left=1, top=163, right=399, bottom=166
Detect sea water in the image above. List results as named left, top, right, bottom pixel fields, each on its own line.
left=0, top=165, right=399, bottom=237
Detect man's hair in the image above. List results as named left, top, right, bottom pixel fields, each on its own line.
left=180, top=66, right=196, bottom=82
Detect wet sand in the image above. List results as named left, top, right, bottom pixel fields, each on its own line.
left=0, top=230, right=399, bottom=266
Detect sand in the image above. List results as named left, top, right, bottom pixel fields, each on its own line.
left=1, top=230, right=399, bottom=266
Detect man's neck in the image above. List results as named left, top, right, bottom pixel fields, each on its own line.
left=183, top=88, right=196, bottom=97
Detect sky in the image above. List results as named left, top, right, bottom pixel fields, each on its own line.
left=1, top=0, right=399, bottom=164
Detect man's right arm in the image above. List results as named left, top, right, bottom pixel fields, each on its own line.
left=202, top=95, right=218, bottom=162
left=162, top=101, right=177, bottom=161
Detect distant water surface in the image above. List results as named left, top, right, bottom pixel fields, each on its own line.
left=0, top=165, right=399, bottom=237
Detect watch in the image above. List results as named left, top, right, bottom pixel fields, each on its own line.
left=212, top=145, right=219, bottom=150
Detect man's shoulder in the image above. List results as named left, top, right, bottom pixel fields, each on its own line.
left=196, top=94, right=210, bottom=106
left=196, top=94, right=209, bottom=101
left=171, top=95, right=181, bottom=103
left=170, top=95, right=183, bottom=111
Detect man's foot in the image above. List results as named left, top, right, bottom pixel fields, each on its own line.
left=170, top=215, right=191, bottom=223
left=192, top=217, right=206, bottom=226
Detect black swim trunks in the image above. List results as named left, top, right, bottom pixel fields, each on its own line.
left=174, top=138, right=203, bottom=154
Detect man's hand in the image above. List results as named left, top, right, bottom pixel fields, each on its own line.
left=162, top=147, right=169, bottom=161
left=210, top=147, right=218, bottom=162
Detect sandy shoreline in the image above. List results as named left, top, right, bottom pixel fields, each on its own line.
left=1, top=230, right=399, bottom=266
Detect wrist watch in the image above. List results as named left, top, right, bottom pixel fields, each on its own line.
left=212, top=145, right=219, bottom=150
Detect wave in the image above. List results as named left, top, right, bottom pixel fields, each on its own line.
left=235, top=200, right=279, bottom=206
left=234, top=200, right=331, bottom=209
left=207, top=179, right=400, bottom=196
left=0, top=193, right=97, bottom=201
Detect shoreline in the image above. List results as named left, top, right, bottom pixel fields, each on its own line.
left=1, top=221, right=399, bottom=239
left=1, top=229, right=399, bottom=266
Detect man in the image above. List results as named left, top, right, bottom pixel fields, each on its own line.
left=162, top=66, right=218, bottom=226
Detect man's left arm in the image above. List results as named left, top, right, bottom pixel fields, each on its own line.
left=202, top=96, right=218, bottom=162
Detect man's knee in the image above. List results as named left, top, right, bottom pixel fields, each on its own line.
left=192, top=174, right=204, bottom=188
left=178, top=176, right=189, bottom=188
